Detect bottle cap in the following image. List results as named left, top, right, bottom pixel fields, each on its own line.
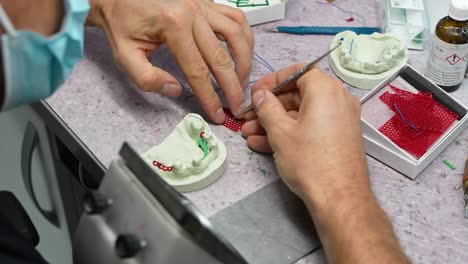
left=449, top=0, right=468, bottom=21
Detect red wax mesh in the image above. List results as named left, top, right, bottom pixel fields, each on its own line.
left=378, top=85, right=458, bottom=159
left=223, top=108, right=246, bottom=132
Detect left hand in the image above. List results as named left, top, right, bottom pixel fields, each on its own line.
left=86, top=0, right=254, bottom=123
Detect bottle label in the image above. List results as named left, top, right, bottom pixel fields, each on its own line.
left=426, top=36, right=468, bottom=87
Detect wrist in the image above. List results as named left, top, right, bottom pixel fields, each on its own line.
left=304, top=185, right=374, bottom=218
left=300, top=169, right=373, bottom=219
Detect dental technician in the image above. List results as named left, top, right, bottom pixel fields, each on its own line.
left=0, top=0, right=409, bottom=263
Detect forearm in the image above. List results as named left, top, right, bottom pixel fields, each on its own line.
left=304, top=186, right=410, bottom=264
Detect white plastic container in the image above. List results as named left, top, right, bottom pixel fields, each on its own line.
left=360, top=64, right=468, bottom=179
left=378, top=0, right=431, bottom=50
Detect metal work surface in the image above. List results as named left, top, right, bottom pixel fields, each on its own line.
left=46, top=0, right=468, bottom=263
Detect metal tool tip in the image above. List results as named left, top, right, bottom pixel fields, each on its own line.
left=264, top=28, right=280, bottom=33
left=234, top=111, right=246, bottom=120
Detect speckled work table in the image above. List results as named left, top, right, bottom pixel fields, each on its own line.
left=46, top=0, right=468, bottom=263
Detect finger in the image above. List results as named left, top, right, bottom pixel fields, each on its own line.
left=115, top=40, right=181, bottom=97
left=247, top=135, right=273, bottom=154
left=193, top=16, right=245, bottom=116
left=252, top=89, right=293, bottom=134
left=251, top=63, right=307, bottom=93
left=242, top=110, right=298, bottom=137
left=241, top=119, right=266, bottom=137
left=208, top=2, right=253, bottom=45
left=239, top=64, right=305, bottom=120
left=207, top=9, right=253, bottom=89
left=277, top=91, right=301, bottom=112
left=243, top=110, right=257, bottom=121
left=286, top=110, right=299, bottom=119
left=166, top=29, right=225, bottom=124
left=244, top=91, right=301, bottom=121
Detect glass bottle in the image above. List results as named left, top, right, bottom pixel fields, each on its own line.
left=426, top=0, right=468, bottom=92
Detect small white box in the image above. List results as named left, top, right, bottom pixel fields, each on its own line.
left=214, top=0, right=287, bottom=26
left=360, top=64, right=468, bottom=179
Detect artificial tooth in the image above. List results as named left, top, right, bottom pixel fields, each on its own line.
left=191, top=120, right=203, bottom=132
left=208, top=141, right=218, bottom=150
left=174, top=161, right=182, bottom=170
left=192, top=158, right=202, bottom=167
left=342, top=53, right=352, bottom=64
left=364, top=62, right=374, bottom=70
left=204, top=131, right=213, bottom=139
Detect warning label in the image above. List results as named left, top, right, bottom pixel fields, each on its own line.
left=426, top=36, right=468, bottom=87
left=446, top=54, right=462, bottom=65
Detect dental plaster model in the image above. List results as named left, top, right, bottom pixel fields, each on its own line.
left=142, top=114, right=227, bottom=192
left=329, top=31, right=409, bottom=90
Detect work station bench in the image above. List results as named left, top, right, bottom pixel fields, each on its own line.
left=2, top=0, right=466, bottom=263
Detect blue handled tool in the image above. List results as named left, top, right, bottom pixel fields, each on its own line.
left=265, top=26, right=381, bottom=35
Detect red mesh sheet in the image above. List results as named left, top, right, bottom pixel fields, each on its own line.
left=378, top=84, right=458, bottom=159
left=223, top=108, right=246, bottom=132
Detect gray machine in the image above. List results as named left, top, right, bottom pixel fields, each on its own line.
left=73, top=143, right=247, bottom=264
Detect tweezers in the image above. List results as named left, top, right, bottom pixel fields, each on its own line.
left=235, top=42, right=342, bottom=119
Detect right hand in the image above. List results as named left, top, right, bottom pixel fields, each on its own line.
left=241, top=66, right=371, bottom=206
left=243, top=66, right=410, bottom=264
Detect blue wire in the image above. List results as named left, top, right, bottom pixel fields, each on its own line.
left=247, top=52, right=275, bottom=86
left=393, top=103, right=419, bottom=132
left=254, top=52, right=276, bottom=72
left=254, top=56, right=274, bottom=72
left=316, top=1, right=367, bottom=27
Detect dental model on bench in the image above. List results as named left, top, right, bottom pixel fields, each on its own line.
left=329, top=31, right=409, bottom=90
left=142, top=114, right=227, bottom=192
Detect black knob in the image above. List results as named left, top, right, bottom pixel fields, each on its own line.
left=115, top=234, right=147, bottom=258
left=82, top=192, right=112, bottom=215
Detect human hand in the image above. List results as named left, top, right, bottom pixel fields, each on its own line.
left=87, top=0, right=253, bottom=123
left=242, top=65, right=409, bottom=264
left=241, top=65, right=371, bottom=205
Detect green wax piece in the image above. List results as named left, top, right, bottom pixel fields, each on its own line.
left=197, top=137, right=210, bottom=159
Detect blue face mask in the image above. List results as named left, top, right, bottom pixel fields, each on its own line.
left=0, top=0, right=89, bottom=111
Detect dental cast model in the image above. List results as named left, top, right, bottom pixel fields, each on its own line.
left=142, top=114, right=227, bottom=192
left=329, top=31, right=408, bottom=89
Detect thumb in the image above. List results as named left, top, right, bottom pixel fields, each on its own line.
left=116, top=46, right=182, bottom=97
left=252, top=89, right=291, bottom=132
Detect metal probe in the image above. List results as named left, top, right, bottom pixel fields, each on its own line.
left=235, top=42, right=342, bottom=119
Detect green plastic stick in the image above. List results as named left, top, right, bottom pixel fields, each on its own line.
left=443, top=160, right=456, bottom=170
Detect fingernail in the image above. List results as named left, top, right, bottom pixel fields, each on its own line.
left=252, top=90, right=265, bottom=110
left=215, top=108, right=226, bottom=124
left=160, top=83, right=181, bottom=97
